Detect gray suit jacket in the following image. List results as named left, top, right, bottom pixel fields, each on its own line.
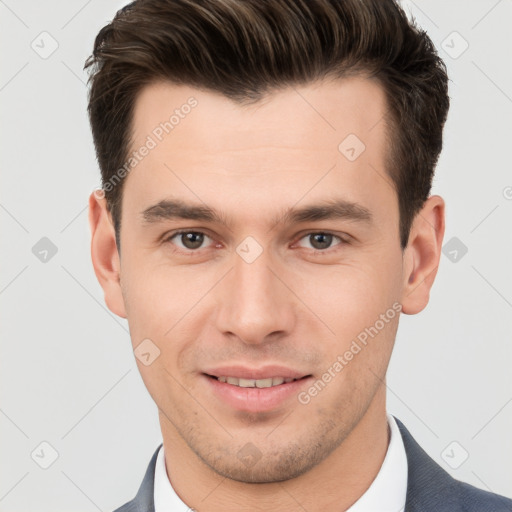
left=114, top=416, right=512, bottom=511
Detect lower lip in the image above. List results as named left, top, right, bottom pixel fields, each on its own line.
left=203, top=374, right=313, bottom=413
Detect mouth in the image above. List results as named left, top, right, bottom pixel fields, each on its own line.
left=202, top=372, right=314, bottom=412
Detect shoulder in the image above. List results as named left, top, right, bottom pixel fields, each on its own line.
left=456, top=481, right=512, bottom=512
left=112, top=502, right=140, bottom=512
left=393, top=416, right=512, bottom=512
left=111, top=443, right=162, bottom=512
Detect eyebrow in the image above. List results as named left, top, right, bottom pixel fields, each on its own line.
left=140, top=197, right=373, bottom=228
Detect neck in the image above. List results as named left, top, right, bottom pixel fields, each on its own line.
left=160, top=385, right=389, bottom=512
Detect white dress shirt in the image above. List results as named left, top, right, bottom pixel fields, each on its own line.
left=154, top=413, right=408, bottom=512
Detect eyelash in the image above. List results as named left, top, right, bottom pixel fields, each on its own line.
left=162, top=229, right=350, bottom=255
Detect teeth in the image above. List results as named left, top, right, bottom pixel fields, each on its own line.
left=216, top=376, right=297, bottom=388
left=256, top=378, right=274, bottom=388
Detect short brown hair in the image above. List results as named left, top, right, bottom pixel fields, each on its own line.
left=85, top=0, right=450, bottom=250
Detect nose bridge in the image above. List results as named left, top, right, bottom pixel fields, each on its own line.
left=215, top=239, right=293, bottom=344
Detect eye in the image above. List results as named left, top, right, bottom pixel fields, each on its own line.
left=296, top=232, right=347, bottom=251
left=162, top=229, right=349, bottom=255
left=164, top=230, right=214, bottom=251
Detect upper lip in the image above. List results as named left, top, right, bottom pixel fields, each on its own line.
left=203, top=365, right=311, bottom=380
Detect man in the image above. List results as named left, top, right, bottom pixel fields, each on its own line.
left=85, top=0, right=512, bottom=510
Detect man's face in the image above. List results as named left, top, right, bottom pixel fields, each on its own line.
left=114, top=77, right=407, bottom=482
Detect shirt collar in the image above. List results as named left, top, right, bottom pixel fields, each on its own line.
left=345, top=413, right=408, bottom=512
left=154, top=413, right=407, bottom=512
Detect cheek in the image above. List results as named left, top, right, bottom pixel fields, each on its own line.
left=121, top=255, right=217, bottom=380
left=296, top=256, right=402, bottom=346
left=122, top=253, right=196, bottom=329
left=121, top=263, right=204, bottom=401
left=306, top=265, right=400, bottom=409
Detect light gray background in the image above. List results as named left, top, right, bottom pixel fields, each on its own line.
left=1, top=0, right=511, bottom=510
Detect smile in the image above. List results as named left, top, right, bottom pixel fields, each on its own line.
left=203, top=373, right=313, bottom=412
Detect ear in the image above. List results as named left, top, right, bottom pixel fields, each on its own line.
left=88, top=190, right=127, bottom=318
left=400, top=195, right=445, bottom=315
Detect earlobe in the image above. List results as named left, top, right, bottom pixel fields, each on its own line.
left=401, top=195, right=445, bottom=315
left=88, top=191, right=127, bottom=318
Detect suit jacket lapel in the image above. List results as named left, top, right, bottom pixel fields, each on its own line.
left=120, top=443, right=161, bottom=512
left=394, top=416, right=462, bottom=511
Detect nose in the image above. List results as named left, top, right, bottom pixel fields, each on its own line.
left=214, top=242, right=296, bottom=346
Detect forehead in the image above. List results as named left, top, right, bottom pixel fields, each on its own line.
left=123, top=76, right=395, bottom=229
left=130, top=76, right=389, bottom=156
